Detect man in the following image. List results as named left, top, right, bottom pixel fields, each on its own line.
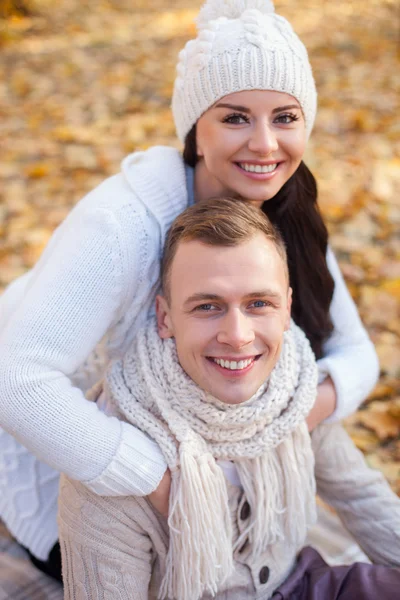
left=58, top=198, right=400, bottom=600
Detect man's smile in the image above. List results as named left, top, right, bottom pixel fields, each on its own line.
left=206, top=354, right=262, bottom=376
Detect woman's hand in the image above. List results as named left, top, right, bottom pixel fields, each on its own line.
left=147, top=469, right=171, bottom=517
left=306, top=376, right=337, bottom=432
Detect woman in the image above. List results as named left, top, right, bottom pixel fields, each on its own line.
left=0, top=0, right=378, bottom=580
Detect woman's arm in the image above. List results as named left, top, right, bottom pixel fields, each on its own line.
left=0, top=176, right=166, bottom=496
left=308, top=247, right=379, bottom=429
left=313, top=423, right=400, bottom=567
left=306, top=376, right=336, bottom=431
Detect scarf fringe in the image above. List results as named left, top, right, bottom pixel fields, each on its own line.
left=234, top=422, right=316, bottom=558
left=159, top=446, right=233, bottom=600
left=279, top=424, right=317, bottom=546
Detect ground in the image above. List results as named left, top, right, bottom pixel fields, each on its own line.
left=0, top=0, right=399, bottom=491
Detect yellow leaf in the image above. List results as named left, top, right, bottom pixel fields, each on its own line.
left=381, top=279, right=400, bottom=300
left=24, top=163, right=50, bottom=179
left=357, top=411, right=400, bottom=441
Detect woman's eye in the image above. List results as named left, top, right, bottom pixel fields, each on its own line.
left=222, top=113, right=250, bottom=125
left=274, top=112, right=300, bottom=124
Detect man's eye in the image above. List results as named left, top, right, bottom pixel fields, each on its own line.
left=222, top=113, right=250, bottom=125
left=195, top=303, right=217, bottom=311
left=250, top=300, right=268, bottom=308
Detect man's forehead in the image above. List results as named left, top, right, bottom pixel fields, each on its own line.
left=172, top=235, right=281, bottom=264
left=170, top=236, right=288, bottom=299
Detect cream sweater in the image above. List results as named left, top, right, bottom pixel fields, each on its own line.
left=0, top=147, right=379, bottom=559
left=58, top=423, right=400, bottom=600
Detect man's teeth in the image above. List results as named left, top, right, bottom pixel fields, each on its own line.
left=213, top=358, right=254, bottom=370
left=239, top=163, right=277, bottom=173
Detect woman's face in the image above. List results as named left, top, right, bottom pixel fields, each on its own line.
left=195, top=89, right=307, bottom=207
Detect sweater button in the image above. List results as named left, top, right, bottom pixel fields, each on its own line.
left=259, top=566, right=270, bottom=584
left=240, top=501, right=251, bottom=521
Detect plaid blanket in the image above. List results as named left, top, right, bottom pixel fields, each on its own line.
left=0, top=522, right=62, bottom=600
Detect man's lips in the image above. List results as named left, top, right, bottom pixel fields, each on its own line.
left=206, top=354, right=262, bottom=376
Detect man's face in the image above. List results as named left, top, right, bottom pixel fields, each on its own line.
left=156, top=233, right=292, bottom=405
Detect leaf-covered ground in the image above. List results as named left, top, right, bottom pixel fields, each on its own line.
left=1, top=0, right=399, bottom=491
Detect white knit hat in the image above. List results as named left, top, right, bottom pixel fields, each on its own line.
left=172, top=0, right=317, bottom=142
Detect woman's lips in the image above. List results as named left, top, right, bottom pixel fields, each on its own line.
left=234, top=161, right=281, bottom=180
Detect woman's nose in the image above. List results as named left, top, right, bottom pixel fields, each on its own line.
left=216, top=310, right=255, bottom=349
left=248, top=121, right=279, bottom=155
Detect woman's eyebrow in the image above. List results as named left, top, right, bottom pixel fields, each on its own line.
left=271, top=104, right=300, bottom=114
left=214, top=102, right=301, bottom=114
left=214, top=103, right=250, bottom=112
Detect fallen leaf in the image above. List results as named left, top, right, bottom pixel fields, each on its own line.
left=357, top=411, right=400, bottom=441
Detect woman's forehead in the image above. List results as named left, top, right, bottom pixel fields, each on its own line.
left=210, top=89, right=300, bottom=110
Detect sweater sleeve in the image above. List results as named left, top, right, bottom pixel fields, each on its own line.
left=312, top=423, right=400, bottom=567
left=0, top=185, right=166, bottom=496
left=318, top=247, right=379, bottom=422
left=58, top=476, right=153, bottom=600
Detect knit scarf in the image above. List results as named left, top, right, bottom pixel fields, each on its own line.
left=104, top=319, right=318, bottom=600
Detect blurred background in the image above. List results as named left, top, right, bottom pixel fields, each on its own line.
left=0, top=0, right=399, bottom=490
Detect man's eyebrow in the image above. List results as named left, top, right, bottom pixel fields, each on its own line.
left=184, top=293, right=222, bottom=305
left=184, top=290, right=282, bottom=305
left=245, top=290, right=283, bottom=300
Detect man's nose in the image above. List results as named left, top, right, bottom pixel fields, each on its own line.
left=216, top=309, right=255, bottom=349
left=248, top=121, right=278, bottom=155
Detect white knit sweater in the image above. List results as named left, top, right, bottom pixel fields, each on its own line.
left=0, top=146, right=379, bottom=559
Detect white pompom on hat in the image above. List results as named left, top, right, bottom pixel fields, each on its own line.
left=196, top=0, right=275, bottom=28
left=172, top=0, right=317, bottom=142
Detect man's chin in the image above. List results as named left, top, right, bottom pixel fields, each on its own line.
left=212, top=386, right=261, bottom=406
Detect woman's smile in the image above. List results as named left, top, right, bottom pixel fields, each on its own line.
left=233, top=160, right=281, bottom=180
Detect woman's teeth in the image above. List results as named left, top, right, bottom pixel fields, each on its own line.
left=239, top=163, right=277, bottom=173
left=212, top=358, right=253, bottom=370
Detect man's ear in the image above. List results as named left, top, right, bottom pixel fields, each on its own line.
left=156, top=295, right=174, bottom=339
left=284, top=287, right=292, bottom=331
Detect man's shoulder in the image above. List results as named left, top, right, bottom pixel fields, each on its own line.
left=58, top=474, right=165, bottom=539
left=311, top=421, right=348, bottom=449
left=311, top=421, right=366, bottom=475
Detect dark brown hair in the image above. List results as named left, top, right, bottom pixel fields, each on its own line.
left=161, top=197, right=288, bottom=303
left=183, top=125, right=334, bottom=358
